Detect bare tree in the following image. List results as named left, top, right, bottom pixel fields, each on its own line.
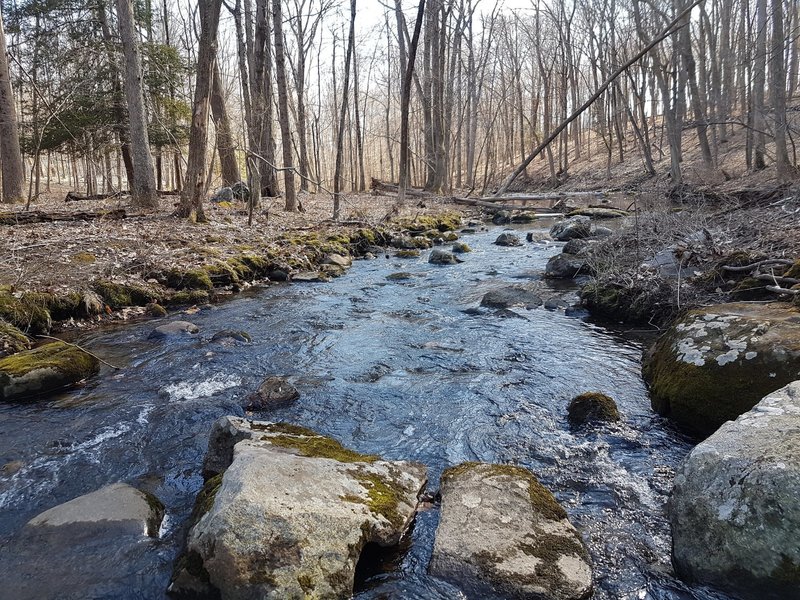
left=0, top=7, right=24, bottom=203
left=272, top=0, right=297, bottom=211
left=210, top=62, right=241, bottom=185
left=398, top=0, right=427, bottom=203
left=333, top=0, right=356, bottom=219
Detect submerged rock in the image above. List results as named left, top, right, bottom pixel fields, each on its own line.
left=480, top=286, right=543, bottom=309
left=148, top=320, right=199, bottom=339
left=494, top=232, right=522, bottom=247
left=429, top=249, right=462, bottom=265
left=244, top=376, right=299, bottom=410
left=430, top=462, right=593, bottom=600
left=173, top=417, right=427, bottom=599
left=210, top=330, right=252, bottom=345
left=545, top=254, right=591, bottom=279
left=550, top=216, right=590, bottom=241
left=0, top=341, right=99, bottom=401
left=567, top=392, right=620, bottom=426
left=643, top=302, right=800, bottom=437
left=396, top=249, right=421, bottom=258
left=668, top=381, right=800, bottom=599
left=0, top=483, right=165, bottom=600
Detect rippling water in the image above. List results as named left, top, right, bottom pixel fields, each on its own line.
left=0, top=224, right=732, bottom=599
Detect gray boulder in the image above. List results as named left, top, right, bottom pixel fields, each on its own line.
left=231, top=181, right=250, bottom=201
left=590, top=226, right=613, bottom=238
left=0, top=483, right=164, bottom=600
left=211, top=187, right=234, bottom=203
left=562, top=238, right=591, bottom=256
left=173, top=418, right=427, bottom=599
left=244, top=376, right=299, bottom=410
left=429, top=249, right=461, bottom=265
left=323, top=253, right=352, bottom=268
left=643, top=302, right=800, bottom=436
left=149, top=320, right=199, bottom=338
left=480, top=286, right=543, bottom=309
left=492, top=211, right=512, bottom=225
left=430, top=462, right=593, bottom=600
left=494, top=232, right=522, bottom=247
left=545, top=254, right=591, bottom=279
left=668, top=381, right=800, bottom=599
left=550, top=216, right=591, bottom=241
left=0, top=341, right=99, bottom=401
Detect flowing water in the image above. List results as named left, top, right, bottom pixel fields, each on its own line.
left=0, top=224, right=732, bottom=599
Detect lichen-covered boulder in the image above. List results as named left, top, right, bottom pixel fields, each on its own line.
left=430, top=462, right=592, bottom=600
left=480, top=286, right=543, bottom=309
left=549, top=216, right=590, bottom=241
left=545, top=254, right=591, bottom=279
left=668, top=381, right=800, bottom=599
left=174, top=418, right=427, bottom=599
left=0, top=319, right=30, bottom=358
left=643, top=303, right=800, bottom=437
left=494, top=232, right=522, bottom=247
left=0, top=341, right=100, bottom=401
left=567, top=392, right=620, bottom=426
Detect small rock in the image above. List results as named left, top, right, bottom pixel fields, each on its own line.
left=211, top=187, right=234, bottom=203
left=391, top=236, right=418, bottom=250
left=429, top=249, right=461, bottom=265
left=267, top=269, right=289, bottom=282
left=668, top=381, right=800, bottom=599
left=363, top=252, right=376, bottom=260
left=480, top=287, right=543, bottom=309
left=544, top=297, right=568, bottom=311
left=244, top=376, right=299, bottom=410
left=526, top=232, right=535, bottom=242
left=494, top=308, right=527, bottom=319
left=545, top=253, right=591, bottom=279
left=494, top=232, right=522, bottom=247
left=567, top=392, right=620, bottom=426
left=511, top=213, right=536, bottom=224
left=460, top=228, right=477, bottom=234
left=210, top=330, right=252, bottom=344
left=452, top=242, right=471, bottom=253
left=292, top=271, right=324, bottom=283
left=492, top=211, right=512, bottom=225
left=431, top=462, right=593, bottom=600
left=550, top=216, right=591, bottom=241
left=387, top=272, right=414, bottom=281
left=562, top=238, right=591, bottom=256
left=145, top=302, right=167, bottom=317
left=590, top=226, right=613, bottom=238
left=323, top=253, right=352, bottom=268
left=148, top=321, right=199, bottom=339
left=396, top=249, right=421, bottom=258
left=0, top=341, right=100, bottom=401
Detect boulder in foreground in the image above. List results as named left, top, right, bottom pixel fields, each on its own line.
left=0, top=341, right=100, bottom=401
left=668, top=381, right=800, bottom=599
left=172, top=417, right=427, bottom=599
left=643, top=302, right=800, bottom=437
left=430, top=462, right=592, bottom=600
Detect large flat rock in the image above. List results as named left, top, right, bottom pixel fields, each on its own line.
left=668, top=380, right=800, bottom=599
left=430, top=462, right=592, bottom=600
left=172, top=419, right=427, bottom=599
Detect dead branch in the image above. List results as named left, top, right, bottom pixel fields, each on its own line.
left=0, top=209, right=127, bottom=226
left=766, top=285, right=800, bottom=295
left=721, top=259, right=794, bottom=272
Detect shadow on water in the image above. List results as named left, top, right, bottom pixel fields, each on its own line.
left=0, top=223, right=732, bottom=599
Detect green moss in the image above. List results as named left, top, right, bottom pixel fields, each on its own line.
left=567, top=392, right=620, bottom=426
left=267, top=433, right=379, bottom=463
left=344, top=468, right=406, bottom=529
left=442, top=462, right=567, bottom=521
left=396, top=250, right=420, bottom=258
left=145, top=302, right=168, bottom=317
left=41, top=292, right=82, bottom=321
left=0, top=290, right=52, bottom=334
left=251, top=422, right=320, bottom=436
left=411, top=237, right=433, bottom=249
left=297, top=572, right=315, bottom=593
left=93, top=280, right=157, bottom=309
left=141, top=490, right=165, bottom=537
left=0, top=320, right=30, bottom=357
left=204, top=263, right=239, bottom=286
left=452, top=243, right=471, bottom=253
left=71, top=251, right=97, bottom=264
left=167, top=290, right=210, bottom=306
left=442, top=232, right=459, bottom=242
left=519, top=530, right=590, bottom=589
left=191, top=473, right=223, bottom=523
left=353, top=228, right=377, bottom=245
left=166, top=268, right=214, bottom=291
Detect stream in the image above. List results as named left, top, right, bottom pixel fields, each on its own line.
left=0, top=224, right=732, bottom=599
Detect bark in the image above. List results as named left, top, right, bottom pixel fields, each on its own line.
left=333, top=0, right=356, bottom=219
left=116, top=0, right=159, bottom=209
left=771, top=0, right=791, bottom=180
left=272, top=0, right=297, bottom=211
left=751, top=0, right=767, bottom=169
left=177, top=0, right=223, bottom=221
left=0, top=9, right=25, bottom=203
left=210, top=62, right=241, bottom=185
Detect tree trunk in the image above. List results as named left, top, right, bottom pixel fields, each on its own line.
left=210, top=62, right=241, bottom=185
left=751, top=0, right=767, bottom=169
left=771, top=0, right=791, bottom=180
left=398, top=0, right=426, bottom=204
left=177, top=0, right=222, bottom=221
left=116, top=0, right=158, bottom=209
left=0, top=9, right=25, bottom=203
left=272, top=0, right=296, bottom=211
left=333, top=0, right=356, bottom=219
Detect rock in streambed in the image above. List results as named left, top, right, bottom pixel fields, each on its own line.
left=172, top=417, right=427, bottom=599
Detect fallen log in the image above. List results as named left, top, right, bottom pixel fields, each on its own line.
left=451, top=196, right=554, bottom=212
left=0, top=208, right=127, bottom=226
left=370, top=178, right=433, bottom=198
left=64, top=191, right=122, bottom=203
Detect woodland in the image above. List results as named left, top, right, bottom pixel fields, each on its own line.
left=0, top=0, right=796, bottom=216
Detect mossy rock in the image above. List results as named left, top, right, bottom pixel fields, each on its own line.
left=0, top=290, right=52, bottom=334
left=441, top=232, right=459, bottom=242
left=166, top=290, right=210, bottom=306
left=0, top=320, right=30, bottom=358
left=567, top=392, right=620, bottom=426
left=452, top=242, right=471, bottom=253
left=145, top=303, right=168, bottom=317
left=164, top=268, right=214, bottom=291
left=643, top=303, right=800, bottom=437
left=204, top=263, right=239, bottom=286
left=396, top=249, right=420, bottom=259
left=730, top=277, right=771, bottom=301
left=0, top=341, right=100, bottom=401
left=580, top=280, right=674, bottom=326
left=93, top=280, right=160, bottom=310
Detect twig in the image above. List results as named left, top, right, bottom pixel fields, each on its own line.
left=766, top=285, right=800, bottom=295
left=36, top=335, right=121, bottom=370
left=722, top=259, right=794, bottom=272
